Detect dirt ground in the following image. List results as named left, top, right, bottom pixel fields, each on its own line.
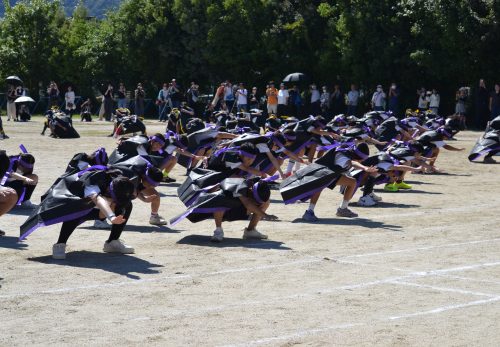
left=1, top=117, right=499, bottom=346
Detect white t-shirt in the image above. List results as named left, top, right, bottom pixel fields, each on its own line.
left=429, top=94, right=440, bottom=108
left=237, top=89, right=247, bottom=105
left=278, top=89, right=289, bottom=105
left=418, top=94, right=430, bottom=109
left=84, top=185, right=101, bottom=198
left=311, top=90, right=321, bottom=103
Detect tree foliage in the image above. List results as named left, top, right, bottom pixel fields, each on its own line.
left=0, top=0, right=499, bottom=112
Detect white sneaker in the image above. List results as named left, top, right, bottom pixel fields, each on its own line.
left=21, top=200, right=37, bottom=209
left=103, top=239, right=134, bottom=254
left=357, top=195, right=377, bottom=207
left=211, top=229, right=224, bottom=242
left=243, top=228, right=268, bottom=240
left=52, top=243, right=66, bottom=259
left=149, top=214, right=167, bottom=226
left=369, top=192, right=382, bottom=202
left=94, top=219, right=111, bottom=229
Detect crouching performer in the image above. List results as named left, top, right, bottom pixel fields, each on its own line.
left=20, top=167, right=136, bottom=260
left=170, top=177, right=278, bottom=242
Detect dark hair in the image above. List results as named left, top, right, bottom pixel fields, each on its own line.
left=177, top=134, right=189, bottom=148
left=239, top=142, right=258, bottom=156
left=250, top=180, right=271, bottom=203
left=110, top=176, right=135, bottom=203
left=19, top=153, right=35, bottom=165
left=0, top=150, right=9, bottom=178
left=151, top=133, right=166, bottom=143
left=144, top=166, right=163, bottom=185
left=352, top=143, right=370, bottom=160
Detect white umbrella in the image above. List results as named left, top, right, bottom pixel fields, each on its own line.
left=14, top=96, right=35, bottom=103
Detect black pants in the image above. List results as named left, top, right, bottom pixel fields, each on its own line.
left=57, top=202, right=133, bottom=244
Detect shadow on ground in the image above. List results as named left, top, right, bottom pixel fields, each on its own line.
left=291, top=217, right=402, bottom=231
left=177, top=234, right=291, bottom=250
left=28, top=251, right=163, bottom=279
left=0, top=236, right=28, bottom=250
left=77, top=224, right=182, bottom=233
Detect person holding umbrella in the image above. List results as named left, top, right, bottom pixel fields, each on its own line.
left=5, top=76, right=23, bottom=121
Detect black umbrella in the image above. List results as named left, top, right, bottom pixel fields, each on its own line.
left=5, top=75, right=23, bottom=85
left=283, top=72, right=307, bottom=83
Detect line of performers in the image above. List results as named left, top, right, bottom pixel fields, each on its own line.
left=4, top=107, right=497, bottom=261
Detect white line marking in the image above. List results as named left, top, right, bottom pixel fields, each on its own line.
left=388, top=297, right=500, bottom=320
left=339, top=238, right=500, bottom=260
left=388, top=280, right=498, bottom=298
left=223, top=296, right=500, bottom=346
left=220, top=323, right=364, bottom=347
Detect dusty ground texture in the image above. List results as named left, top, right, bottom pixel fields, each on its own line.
left=1, top=117, right=499, bottom=346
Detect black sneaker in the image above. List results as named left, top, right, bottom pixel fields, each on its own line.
left=162, top=176, right=176, bottom=183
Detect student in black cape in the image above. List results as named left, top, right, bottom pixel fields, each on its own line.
left=469, top=115, right=500, bottom=163
left=1, top=152, right=38, bottom=209
left=280, top=143, right=377, bottom=222
left=0, top=151, right=18, bottom=235
left=171, top=177, right=278, bottom=242
left=19, top=167, right=136, bottom=260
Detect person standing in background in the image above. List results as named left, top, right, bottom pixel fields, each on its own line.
left=103, top=83, right=115, bottom=121
left=65, top=86, right=76, bottom=117
left=429, top=89, right=440, bottom=114
left=236, top=83, right=248, bottom=113
left=266, top=82, right=278, bottom=115
left=157, top=83, right=169, bottom=122
left=330, top=84, right=344, bottom=116
left=224, top=80, right=235, bottom=112
left=475, top=79, right=489, bottom=130
left=47, top=81, right=60, bottom=108
left=134, top=83, right=145, bottom=117
left=388, top=83, right=400, bottom=117
left=490, top=83, right=500, bottom=121
left=417, top=88, right=429, bottom=112
left=346, top=84, right=359, bottom=116
left=371, top=85, right=386, bottom=111
left=249, top=87, right=260, bottom=110
left=6, top=84, right=17, bottom=121
left=310, top=84, right=321, bottom=116
left=455, top=87, right=468, bottom=129
left=277, top=83, right=289, bottom=117
left=117, top=83, right=127, bottom=109
left=320, top=86, right=330, bottom=119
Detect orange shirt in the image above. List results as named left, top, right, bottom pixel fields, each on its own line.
left=266, top=87, right=278, bottom=105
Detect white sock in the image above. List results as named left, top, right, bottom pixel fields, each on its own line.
left=285, top=160, right=295, bottom=174
left=308, top=203, right=316, bottom=212
left=340, top=200, right=349, bottom=209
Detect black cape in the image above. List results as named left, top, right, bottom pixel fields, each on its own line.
left=20, top=170, right=118, bottom=240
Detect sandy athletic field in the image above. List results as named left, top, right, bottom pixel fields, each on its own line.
left=1, top=118, right=499, bottom=346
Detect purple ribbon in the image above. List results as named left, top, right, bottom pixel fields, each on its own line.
left=16, top=187, right=26, bottom=205
left=19, top=144, right=28, bottom=154
left=94, top=148, right=107, bottom=165
left=143, top=165, right=160, bottom=187
left=109, top=181, right=118, bottom=204
left=252, top=182, right=264, bottom=204
left=238, top=150, right=257, bottom=160
left=150, top=135, right=166, bottom=147
left=77, top=165, right=108, bottom=177
left=1, top=157, right=17, bottom=185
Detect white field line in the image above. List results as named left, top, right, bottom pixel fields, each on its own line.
left=221, top=296, right=500, bottom=347
left=387, top=280, right=498, bottom=298
left=102, top=261, right=500, bottom=324
left=2, top=236, right=500, bottom=299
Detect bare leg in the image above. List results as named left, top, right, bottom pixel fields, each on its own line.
left=337, top=175, right=356, bottom=201
left=247, top=200, right=270, bottom=230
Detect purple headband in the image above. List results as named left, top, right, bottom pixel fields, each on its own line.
left=94, top=148, right=107, bottom=165
left=238, top=150, right=257, bottom=160
left=252, top=182, right=264, bottom=204
left=270, top=136, right=285, bottom=148
left=150, top=135, right=165, bottom=147
left=142, top=166, right=160, bottom=187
